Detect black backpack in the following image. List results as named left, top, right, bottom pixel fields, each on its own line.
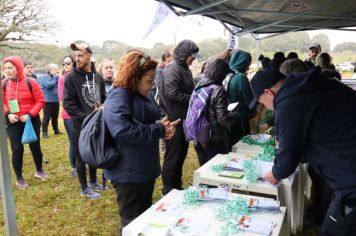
left=79, top=107, right=120, bottom=169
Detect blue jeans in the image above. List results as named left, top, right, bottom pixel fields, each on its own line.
left=63, top=118, right=76, bottom=168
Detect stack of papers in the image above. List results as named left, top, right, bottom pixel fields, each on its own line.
left=198, top=187, right=228, bottom=201
left=237, top=215, right=275, bottom=235
left=248, top=197, right=280, bottom=211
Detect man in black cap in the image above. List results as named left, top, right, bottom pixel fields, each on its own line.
left=249, top=68, right=356, bottom=235
left=63, top=42, right=106, bottom=199
left=305, top=43, right=321, bottom=68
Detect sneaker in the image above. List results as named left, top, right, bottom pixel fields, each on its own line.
left=70, top=168, right=78, bottom=177
left=81, top=187, right=100, bottom=199
left=43, top=132, right=49, bottom=139
left=54, top=130, right=62, bottom=135
left=34, top=171, right=48, bottom=180
left=16, top=179, right=29, bottom=189
left=43, top=158, right=49, bottom=164
left=89, top=182, right=109, bottom=191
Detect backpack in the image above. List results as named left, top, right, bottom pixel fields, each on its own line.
left=79, top=107, right=120, bottom=169
left=3, top=77, right=33, bottom=93
left=183, top=84, right=218, bottom=146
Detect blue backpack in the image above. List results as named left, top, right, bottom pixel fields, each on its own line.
left=183, top=84, right=218, bottom=146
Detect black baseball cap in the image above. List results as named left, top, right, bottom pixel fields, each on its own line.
left=70, top=42, right=93, bottom=54
left=249, top=69, right=285, bottom=109
left=309, top=43, right=321, bottom=51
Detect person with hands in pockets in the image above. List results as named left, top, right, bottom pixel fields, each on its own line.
left=103, top=50, right=177, bottom=234
left=1, top=55, right=48, bottom=190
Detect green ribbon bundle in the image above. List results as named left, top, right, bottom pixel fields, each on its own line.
left=182, top=187, right=200, bottom=206
left=215, top=197, right=249, bottom=236
left=243, top=160, right=259, bottom=183
left=253, top=145, right=275, bottom=162
left=240, top=135, right=275, bottom=147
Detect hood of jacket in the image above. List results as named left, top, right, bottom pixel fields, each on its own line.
left=196, top=58, right=230, bottom=89
left=174, top=39, right=200, bottom=68
left=229, top=50, right=251, bottom=73
left=3, top=55, right=25, bottom=81
left=274, top=67, right=331, bottom=108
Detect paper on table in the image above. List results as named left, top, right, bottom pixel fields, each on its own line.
left=172, top=217, right=211, bottom=235
left=138, top=223, right=171, bottom=236
left=248, top=197, right=280, bottom=210
left=154, top=202, right=187, bottom=217
left=255, top=160, right=274, bottom=178
left=198, top=187, right=228, bottom=201
left=237, top=215, right=275, bottom=235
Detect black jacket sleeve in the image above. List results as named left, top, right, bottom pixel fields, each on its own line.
left=272, top=101, right=307, bottom=180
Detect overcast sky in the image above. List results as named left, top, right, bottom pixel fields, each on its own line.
left=46, top=0, right=356, bottom=49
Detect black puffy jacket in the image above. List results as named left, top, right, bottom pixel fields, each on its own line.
left=195, top=58, right=237, bottom=141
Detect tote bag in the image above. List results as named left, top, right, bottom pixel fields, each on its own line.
left=21, top=118, right=38, bottom=144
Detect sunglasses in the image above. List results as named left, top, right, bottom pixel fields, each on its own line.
left=139, top=54, right=151, bottom=67
left=62, top=62, right=72, bottom=66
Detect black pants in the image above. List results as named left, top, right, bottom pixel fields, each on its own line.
left=305, top=165, right=334, bottom=226
left=42, top=102, right=59, bottom=133
left=161, top=124, right=189, bottom=195
left=73, top=127, right=97, bottom=190
left=194, top=139, right=230, bottom=166
left=7, top=116, right=43, bottom=179
left=113, top=180, right=155, bottom=234
left=229, top=117, right=250, bottom=147
left=320, top=195, right=356, bottom=236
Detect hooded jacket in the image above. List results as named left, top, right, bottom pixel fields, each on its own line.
left=273, top=67, right=356, bottom=195
left=63, top=62, right=106, bottom=129
left=2, top=56, right=45, bottom=119
left=159, top=40, right=197, bottom=120
left=195, top=58, right=236, bottom=141
left=227, top=50, right=255, bottom=118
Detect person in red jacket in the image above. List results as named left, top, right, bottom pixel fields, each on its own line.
left=2, top=55, right=48, bottom=189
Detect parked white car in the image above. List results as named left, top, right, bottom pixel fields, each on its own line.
left=338, top=63, right=355, bottom=71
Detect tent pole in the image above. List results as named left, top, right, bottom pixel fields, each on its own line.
left=0, top=87, right=18, bottom=235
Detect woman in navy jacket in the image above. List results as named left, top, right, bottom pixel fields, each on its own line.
left=103, top=50, right=176, bottom=233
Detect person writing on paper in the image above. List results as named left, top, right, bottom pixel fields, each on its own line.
left=103, top=50, right=177, bottom=234
left=249, top=68, right=356, bottom=235
left=194, top=58, right=237, bottom=166
left=1, top=56, right=47, bottom=189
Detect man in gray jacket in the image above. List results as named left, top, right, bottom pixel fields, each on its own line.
left=159, top=39, right=202, bottom=195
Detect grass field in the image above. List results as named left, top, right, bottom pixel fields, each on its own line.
left=0, top=120, right=318, bottom=235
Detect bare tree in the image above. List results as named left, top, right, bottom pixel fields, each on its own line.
left=0, top=0, right=57, bottom=47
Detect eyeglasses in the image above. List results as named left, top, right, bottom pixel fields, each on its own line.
left=139, top=54, right=151, bottom=67
left=62, top=62, right=72, bottom=66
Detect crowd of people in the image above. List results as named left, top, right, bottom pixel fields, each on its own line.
left=1, top=39, right=356, bottom=235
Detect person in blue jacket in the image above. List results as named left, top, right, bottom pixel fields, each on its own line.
left=103, top=50, right=177, bottom=233
left=250, top=68, right=356, bottom=235
left=40, top=63, right=61, bottom=138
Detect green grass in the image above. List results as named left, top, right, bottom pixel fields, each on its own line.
left=0, top=120, right=316, bottom=235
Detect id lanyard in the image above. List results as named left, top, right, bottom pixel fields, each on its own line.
left=7, top=79, right=20, bottom=113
